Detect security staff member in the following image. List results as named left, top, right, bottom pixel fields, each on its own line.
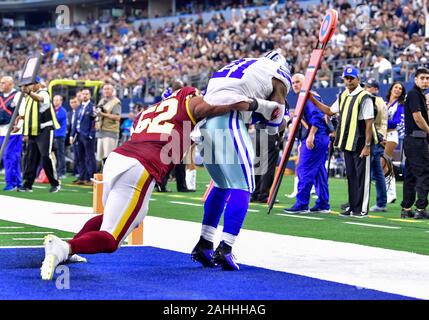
left=401, top=67, right=429, bottom=219
left=19, top=77, right=60, bottom=193
left=309, top=66, right=376, bottom=218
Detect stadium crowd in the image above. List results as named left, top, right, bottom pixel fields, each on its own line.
left=1, top=0, right=429, bottom=98
left=0, top=0, right=428, bottom=219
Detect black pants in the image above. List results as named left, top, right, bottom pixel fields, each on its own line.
left=344, top=146, right=371, bottom=214
left=174, top=163, right=187, bottom=191
left=156, top=162, right=187, bottom=191
left=77, top=134, right=96, bottom=181
left=23, top=128, right=59, bottom=188
left=252, top=131, right=279, bottom=202
left=54, top=137, right=66, bottom=177
left=400, top=136, right=429, bottom=209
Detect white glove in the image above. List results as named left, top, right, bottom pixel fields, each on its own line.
left=265, top=103, right=285, bottom=135
left=249, top=98, right=283, bottom=121
left=190, top=118, right=207, bottom=144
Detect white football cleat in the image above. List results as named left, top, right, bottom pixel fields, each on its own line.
left=67, top=254, right=87, bottom=263
left=40, top=235, right=69, bottom=280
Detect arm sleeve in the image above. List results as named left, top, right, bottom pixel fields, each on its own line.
left=330, top=98, right=340, bottom=114
left=308, top=101, right=327, bottom=129
left=359, top=97, right=374, bottom=120
left=38, top=91, right=51, bottom=113
left=12, top=92, right=26, bottom=117
left=112, top=104, right=122, bottom=115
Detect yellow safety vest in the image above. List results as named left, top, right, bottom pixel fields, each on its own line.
left=335, top=89, right=378, bottom=152
left=23, top=90, right=60, bottom=136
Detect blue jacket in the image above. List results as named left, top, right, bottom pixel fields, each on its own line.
left=73, top=102, right=96, bottom=139
left=54, top=106, right=67, bottom=138
left=302, top=93, right=329, bottom=138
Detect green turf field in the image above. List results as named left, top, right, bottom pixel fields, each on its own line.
left=1, top=169, right=429, bottom=254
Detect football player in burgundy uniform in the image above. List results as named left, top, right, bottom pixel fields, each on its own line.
left=40, top=87, right=281, bottom=280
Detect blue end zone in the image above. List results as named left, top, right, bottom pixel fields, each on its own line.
left=0, top=246, right=414, bottom=300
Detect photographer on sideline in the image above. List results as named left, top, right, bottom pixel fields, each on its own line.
left=95, top=84, right=121, bottom=167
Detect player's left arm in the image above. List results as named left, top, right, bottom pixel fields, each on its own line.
left=190, top=96, right=252, bottom=121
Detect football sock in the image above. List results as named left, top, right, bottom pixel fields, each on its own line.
left=72, top=215, right=103, bottom=240
left=200, top=225, right=217, bottom=243
left=68, top=231, right=118, bottom=254
left=222, top=189, right=250, bottom=244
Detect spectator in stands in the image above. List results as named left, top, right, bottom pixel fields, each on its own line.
left=317, top=61, right=332, bottom=88
left=95, top=84, right=121, bottom=166
left=53, top=95, right=67, bottom=179
left=384, top=82, right=406, bottom=205
left=373, top=53, right=393, bottom=83
left=1, top=0, right=427, bottom=97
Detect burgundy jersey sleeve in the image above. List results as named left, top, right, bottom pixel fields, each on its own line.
left=114, top=87, right=198, bottom=183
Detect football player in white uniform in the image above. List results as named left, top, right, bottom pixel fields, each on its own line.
left=191, top=50, right=292, bottom=270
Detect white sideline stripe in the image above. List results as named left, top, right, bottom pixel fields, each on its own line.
left=1, top=195, right=429, bottom=300
left=170, top=201, right=202, bottom=207
left=0, top=245, right=43, bottom=248
left=344, top=222, right=401, bottom=230
left=0, top=227, right=24, bottom=229
left=0, top=244, right=141, bottom=249
left=0, top=231, right=54, bottom=235
left=277, top=213, right=324, bottom=220
left=13, top=238, right=72, bottom=241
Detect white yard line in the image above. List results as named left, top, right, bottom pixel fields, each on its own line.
left=0, top=226, right=24, bottom=229
left=344, top=222, right=401, bottom=229
left=1, top=195, right=429, bottom=299
left=12, top=238, right=72, bottom=241
left=0, top=231, right=53, bottom=235
left=170, top=200, right=258, bottom=212
left=170, top=201, right=202, bottom=207
left=276, top=213, right=324, bottom=220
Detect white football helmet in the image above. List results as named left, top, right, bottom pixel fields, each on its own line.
left=262, top=50, right=292, bottom=95
left=263, top=50, right=288, bottom=67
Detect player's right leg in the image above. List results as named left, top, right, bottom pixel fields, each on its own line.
left=193, top=112, right=254, bottom=269
left=41, top=153, right=155, bottom=280
left=69, top=153, right=155, bottom=254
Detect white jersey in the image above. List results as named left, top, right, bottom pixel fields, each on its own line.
left=204, top=57, right=291, bottom=107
